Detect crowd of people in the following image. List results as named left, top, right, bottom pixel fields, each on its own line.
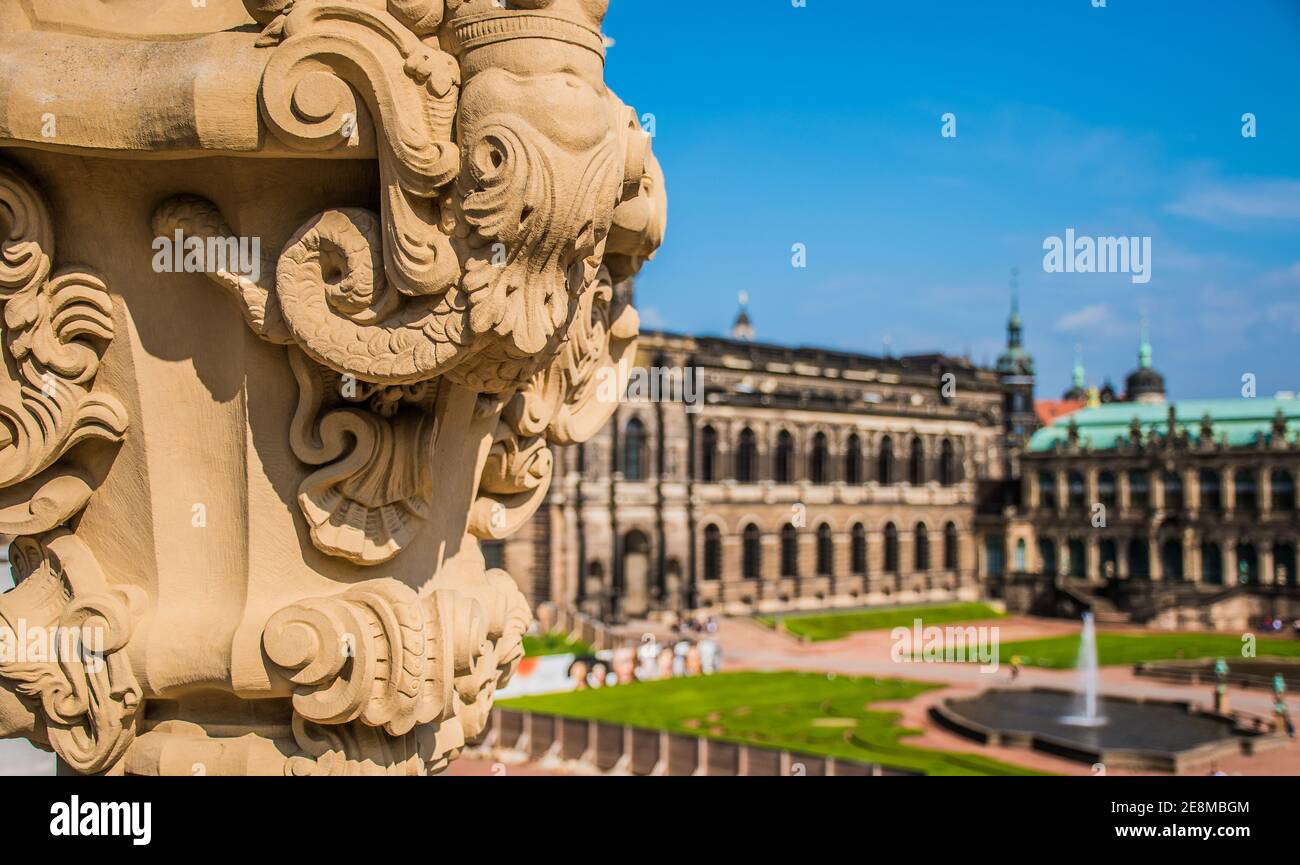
left=567, top=620, right=722, bottom=689
left=1256, top=617, right=1300, bottom=636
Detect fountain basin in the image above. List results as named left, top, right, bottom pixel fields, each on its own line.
left=932, top=687, right=1284, bottom=774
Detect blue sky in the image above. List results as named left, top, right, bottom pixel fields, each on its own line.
left=601, top=0, right=1300, bottom=400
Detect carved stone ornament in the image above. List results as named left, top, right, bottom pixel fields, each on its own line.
left=0, top=0, right=664, bottom=775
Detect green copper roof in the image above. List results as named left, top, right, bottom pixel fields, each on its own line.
left=1028, top=398, right=1300, bottom=452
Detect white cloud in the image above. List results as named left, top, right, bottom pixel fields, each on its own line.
left=638, top=305, right=671, bottom=330
left=1166, top=178, right=1300, bottom=227
left=1054, top=303, right=1111, bottom=332
left=1262, top=262, right=1300, bottom=286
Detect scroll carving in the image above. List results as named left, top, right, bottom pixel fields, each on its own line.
left=265, top=568, right=528, bottom=775
left=0, top=531, right=145, bottom=774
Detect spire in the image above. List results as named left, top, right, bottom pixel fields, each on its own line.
left=1071, top=344, right=1085, bottom=388
left=1006, top=267, right=1022, bottom=349
left=1137, top=316, right=1152, bottom=369
left=996, top=267, right=1033, bottom=378
left=730, top=290, right=754, bottom=341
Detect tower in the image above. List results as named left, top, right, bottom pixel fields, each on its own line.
left=996, top=269, right=1038, bottom=448
left=1063, top=345, right=1087, bottom=401
left=731, top=290, right=754, bottom=341
left=1124, top=317, right=1166, bottom=404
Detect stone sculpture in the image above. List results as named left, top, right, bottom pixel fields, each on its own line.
left=0, top=0, right=664, bottom=775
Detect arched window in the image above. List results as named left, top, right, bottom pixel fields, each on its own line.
left=908, top=436, right=925, bottom=485
left=1129, top=470, right=1149, bottom=510
left=816, top=523, right=833, bottom=576
left=1161, top=538, right=1183, bottom=580
left=1271, top=469, right=1295, bottom=511
left=1273, top=542, right=1296, bottom=586
left=939, top=439, right=956, bottom=486
left=1014, top=538, right=1026, bottom=572
left=1234, top=469, right=1257, bottom=512
left=1199, top=469, right=1221, bottom=511
left=742, top=524, right=762, bottom=579
left=699, top=425, right=718, bottom=482
left=1274, top=468, right=1294, bottom=509
left=1236, top=542, right=1257, bottom=584
left=883, top=523, right=899, bottom=573
left=850, top=523, right=867, bottom=575
left=1037, top=537, right=1056, bottom=576
left=1201, top=542, right=1223, bottom=584
left=1067, top=471, right=1086, bottom=510
left=735, top=428, right=757, bottom=483
left=1097, top=471, right=1117, bottom=509
left=1099, top=539, right=1117, bottom=579
left=914, top=523, right=930, bottom=571
left=622, top=417, right=647, bottom=481
left=1067, top=539, right=1085, bottom=578
left=809, top=432, right=829, bottom=485
left=944, top=522, right=959, bottom=570
left=985, top=536, right=1005, bottom=577
left=774, top=430, right=795, bottom=483
left=1162, top=471, right=1183, bottom=511
left=878, top=436, right=894, bottom=485
left=1128, top=538, right=1149, bottom=579
left=703, top=524, right=722, bottom=581
left=1038, top=471, right=1058, bottom=510
left=780, top=523, right=799, bottom=577
left=845, top=434, right=862, bottom=485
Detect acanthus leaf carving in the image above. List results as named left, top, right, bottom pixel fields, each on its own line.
left=0, top=164, right=128, bottom=525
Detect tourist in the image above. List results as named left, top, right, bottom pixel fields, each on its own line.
left=673, top=640, right=691, bottom=677
left=698, top=638, right=720, bottom=674
left=612, top=646, right=638, bottom=685
left=568, top=657, right=592, bottom=690
left=637, top=635, right=660, bottom=679
left=1008, top=655, right=1022, bottom=683
left=589, top=660, right=609, bottom=688
left=657, top=647, right=675, bottom=679
left=685, top=644, right=703, bottom=676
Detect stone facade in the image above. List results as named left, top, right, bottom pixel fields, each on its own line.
left=496, top=329, right=1021, bottom=622
left=1017, top=409, right=1300, bottom=587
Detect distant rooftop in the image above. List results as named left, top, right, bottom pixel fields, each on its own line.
left=1027, top=398, right=1300, bottom=452
left=1035, top=399, right=1087, bottom=428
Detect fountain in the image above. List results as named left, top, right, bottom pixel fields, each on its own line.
left=931, top=610, right=1271, bottom=772
left=1061, top=612, right=1108, bottom=727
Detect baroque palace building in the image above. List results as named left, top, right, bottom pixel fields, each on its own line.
left=493, top=290, right=1300, bottom=629
left=491, top=296, right=1035, bottom=622
left=993, top=333, right=1300, bottom=629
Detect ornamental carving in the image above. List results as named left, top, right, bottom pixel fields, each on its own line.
left=0, top=0, right=664, bottom=775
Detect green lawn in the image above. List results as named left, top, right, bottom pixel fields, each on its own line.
left=522, top=632, right=594, bottom=657
left=500, top=670, right=1042, bottom=776
left=757, top=602, right=1005, bottom=642
left=1000, top=632, right=1300, bottom=669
